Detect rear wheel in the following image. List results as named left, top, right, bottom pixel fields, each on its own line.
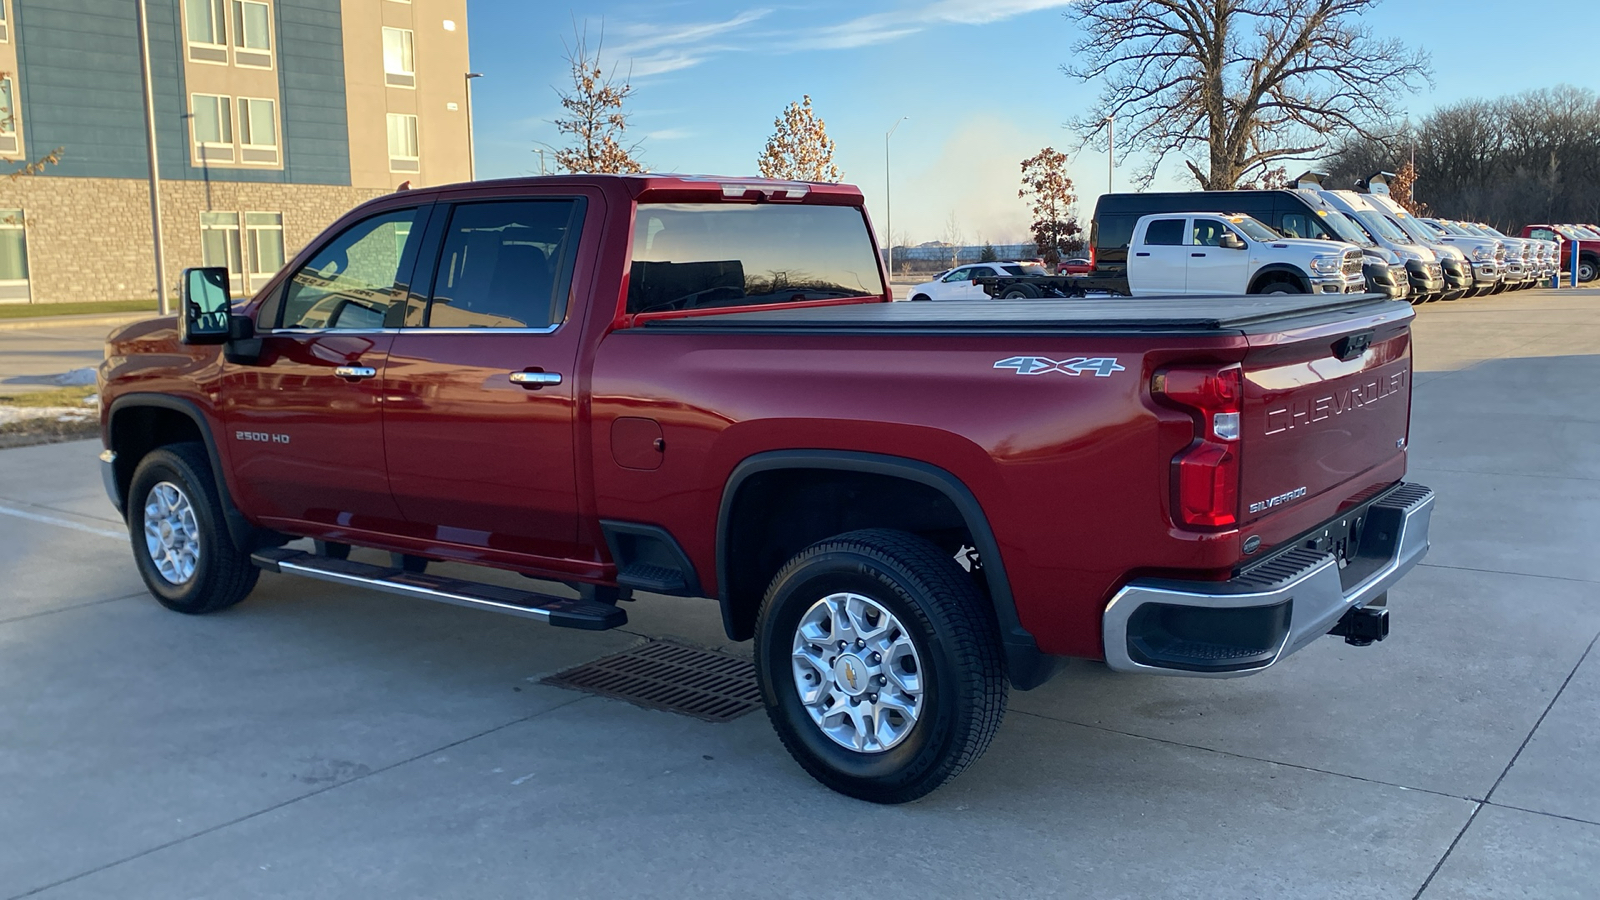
left=1578, top=256, right=1599, bottom=283
left=1001, top=285, right=1039, bottom=299
left=755, top=529, right=1007, bottom=803
left=128, top=443, right=259, bottom=614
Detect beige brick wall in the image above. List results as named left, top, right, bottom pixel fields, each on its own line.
left=0, top=176, right=388, bottom=303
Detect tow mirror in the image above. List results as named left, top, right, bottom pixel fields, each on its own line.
left=179, top=267, right=232, bottom=344
left=1220, top=233, right=1245, bottom=250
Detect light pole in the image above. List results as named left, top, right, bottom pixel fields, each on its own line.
left=1106, top=114, right=1115, bottom=195
left=885, top=116, right=908, bottom=273
left=135, top=0, right=168, bottom=315
left=464, top=72, right=483, bottom=181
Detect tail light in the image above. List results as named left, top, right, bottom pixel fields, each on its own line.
left=1153, top=364, right=1242, bottom=528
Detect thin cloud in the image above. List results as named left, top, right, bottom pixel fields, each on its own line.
left=794, top=0, right=1077, bottom=50
left=605, top=9, right=771, bottom=77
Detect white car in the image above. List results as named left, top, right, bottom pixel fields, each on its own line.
left=907, top=261, right=1048, bottom=301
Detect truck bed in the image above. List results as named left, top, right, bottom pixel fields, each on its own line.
left=640, top=294, right=1408, bottom=333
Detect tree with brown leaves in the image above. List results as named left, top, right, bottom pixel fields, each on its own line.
left=1019, top=148, right=1083, bottom=268
left=757, top=95, right=841, bottom=183
left=1065, top=0, right=1430, bottom=190
left=1389, top=160, right=1428, bottom=215
left=549, top=28, right=644, bottom=175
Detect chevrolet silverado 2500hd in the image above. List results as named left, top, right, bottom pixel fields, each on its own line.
left=98, top=175, right=1434, bottom=803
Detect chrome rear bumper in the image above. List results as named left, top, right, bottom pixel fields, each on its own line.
left=1102, top=484, right=1434, bottom=677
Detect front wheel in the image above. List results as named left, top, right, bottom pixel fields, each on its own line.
left=1578, top=256, right=1599, bottom=283
left=754, top=529, right=1007, bottom=803
left=128, top=443, right=260, bottom=614
left=1256, top=281, right=1303, bottom=295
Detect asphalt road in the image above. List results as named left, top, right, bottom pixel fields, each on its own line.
left=2, top=289, right=1597, bottom=898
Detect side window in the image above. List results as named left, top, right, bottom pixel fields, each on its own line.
left=420, top=199, right=584, bottom=329
left=1531, top=228, right=1554, bottom=241
left=1280, top=213, right=1329, bottom=240
left=279, top=208, right=419, bottom=330
left=941, top=267, right=972, bottom=282
left=1144, top=218, right=1185, bottom=246
left=1191, top=219, right=1231, bottom=246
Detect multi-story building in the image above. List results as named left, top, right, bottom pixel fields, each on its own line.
left=0, top=0, right=472, bottom=304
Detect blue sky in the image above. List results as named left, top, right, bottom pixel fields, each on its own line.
left=465, top=1, right=1596, bottom=245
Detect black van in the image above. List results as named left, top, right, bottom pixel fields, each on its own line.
left=1089, top=189, right=1408, bottom=299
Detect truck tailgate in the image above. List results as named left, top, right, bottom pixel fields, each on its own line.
left=1240, top=306, right=1413, bottom=525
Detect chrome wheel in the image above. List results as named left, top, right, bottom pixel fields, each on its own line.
left=791, top=592, right=924, bottom=753
left=143, top=481, right=200, bottom=585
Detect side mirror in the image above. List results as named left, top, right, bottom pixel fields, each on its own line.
left=1220, top=233, right=1246, bottom=250
left=179, top=267, right=232, bottom=344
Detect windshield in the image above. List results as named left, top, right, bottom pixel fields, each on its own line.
left=627, top=203, right=886, bottom=315
left=1002, top=262, right=1049, bottom=276
left=1576, top=226, right=1600, bottom=238
left=1478, top=224, right=1509, bottom=238
left=1384, top=212, right=1440, bottom=245
left=1349, top=209, right=1410, bottom=244
left=1314, top=210, right=1372, bottom=246
left=1439, top=221, right=1475, bottom=237
left=1226, top=215, right=1281, bottom=241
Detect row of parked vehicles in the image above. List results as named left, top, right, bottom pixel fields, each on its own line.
left=910, top=172, right=1599, bottom=303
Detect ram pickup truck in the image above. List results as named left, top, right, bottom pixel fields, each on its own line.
left=98, top=175, right=1434, bottom=803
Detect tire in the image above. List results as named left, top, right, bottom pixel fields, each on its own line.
left=754, top=528, right=1007, bottom=804
left=1002, top=285, right=1039, bottom=299
left=1256, top=281, right=1302, bottom=295
left=128, top=443, right=259, bottom=615
left=910, top=294, right=932, bottom=302
left=1579, top=256, right=1599, bottom=284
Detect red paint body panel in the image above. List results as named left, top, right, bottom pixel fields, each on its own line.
left=100, top=174, right=1415, bottom=665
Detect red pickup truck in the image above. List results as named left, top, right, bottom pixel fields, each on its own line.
left=98, top=175, right=1433, bottom=802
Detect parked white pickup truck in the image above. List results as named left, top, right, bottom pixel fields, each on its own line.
left=1127, top=213, right=1365, bottom=296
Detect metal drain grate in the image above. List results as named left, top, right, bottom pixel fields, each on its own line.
left=542, top=640, right=762, bottom=723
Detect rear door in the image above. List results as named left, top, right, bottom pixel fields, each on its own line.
left=1240, top=310, right=1413, bottom=526
left=1129, top=217, right=1188, bottom=294
left=380, top=191, right=596, bottom=562
left=1186, top=217, right=1250, bottom=294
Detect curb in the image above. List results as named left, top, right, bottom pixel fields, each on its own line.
left=0, top=312, right=160, bottom=332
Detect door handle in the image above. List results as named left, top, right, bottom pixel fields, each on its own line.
left=334, top=366, right=377, bottom=380
left=1191, top=252, right=1207, bottom=257
left=1135, top=251, right=1150, bottom=257
left=509, top=371, right=562, bottom=388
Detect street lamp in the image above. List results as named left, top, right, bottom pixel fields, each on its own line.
left=885, top=115, right=909, bottom=273
left=1106, top=114, right=1115, bottom=195
left=464, top=72, right=483, bottom=181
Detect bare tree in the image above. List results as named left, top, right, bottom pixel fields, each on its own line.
left=1065, top=0, right=1430, bottom=189
left=1018, top=147, right=1083, bottom=267
left=757, top=95, right=841, bottom=182
left=1324, top=86, right=1600, bottom=229
left=942, top=211, right=963, bottom=269
left=548, top=26, right=644, bottom=175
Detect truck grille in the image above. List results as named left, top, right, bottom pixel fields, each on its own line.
left=1342, top=251, right=1363, bottom=276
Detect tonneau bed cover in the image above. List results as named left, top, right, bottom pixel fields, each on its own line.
left=641, top=294, right=1409, bottom=333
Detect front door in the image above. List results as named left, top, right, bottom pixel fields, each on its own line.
left=1131, top=217, right=1188, bottom=294
left=381, top=196, right=591, bottom=563
left=1186, top=217, right=1251, bottom=294
left=223, top=205, right=428, bottom=532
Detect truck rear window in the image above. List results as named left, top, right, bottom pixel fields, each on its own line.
left=628, top=203, right=885, bottom=315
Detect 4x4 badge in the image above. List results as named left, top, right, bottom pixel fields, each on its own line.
left=994, top=356, right=1126, bottom=378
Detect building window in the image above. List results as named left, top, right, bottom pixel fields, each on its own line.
left=191, top=93, right=235, bottom=163
left=245, top=212, right=285, bottom=292
left=201, top=212, right=244, bottom=291
left=0, top=210, right=29, bottom=302
left=184, top=0, right=229, bottom=63
left=0, top=77, right=19, bottom=157
left=0, top=0, right=10, bottom=43
left=387, top=113, right=419, bottom=173
left=237, top=97, right=279, bottom=164
left=232, top=0, right=273, bottom=68
left=383, top=27, right=416, bottom=88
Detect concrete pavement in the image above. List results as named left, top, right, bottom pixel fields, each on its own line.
left=1, top=289, right=1597, bottom=898
left=0, top=323, right=119, bottom=394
